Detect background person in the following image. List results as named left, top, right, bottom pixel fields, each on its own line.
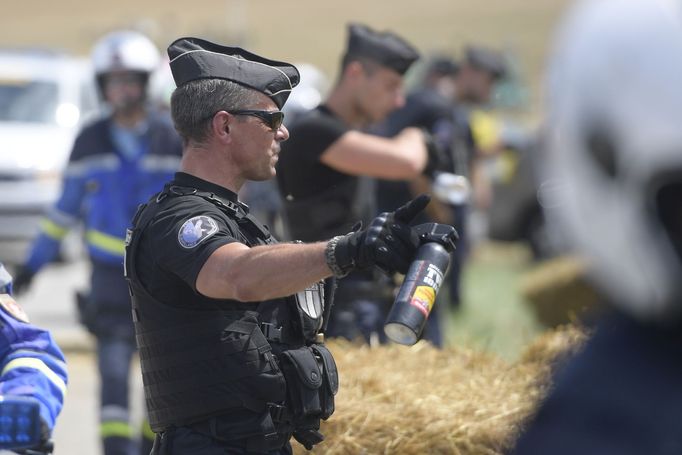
left=12, top=30, right=183, bottom=455
left=374, top=46, right=508, bottom=344
left=276, top=23, right=445, bottom=343
left=512, top=0, right=682, bottom=453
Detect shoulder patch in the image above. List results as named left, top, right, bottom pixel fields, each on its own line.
left=0, top=294, right=29, bottom=323
left=178, top=215, right=219, bottom=249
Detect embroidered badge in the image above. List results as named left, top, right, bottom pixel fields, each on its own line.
left=178, top=216, right=219, bottom=249
left=0, top=294, right=29, bottom=323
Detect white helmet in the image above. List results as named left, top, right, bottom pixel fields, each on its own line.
left=544, top=0, right=682, bottom=321
left=91, top=30, right=160, bottom=77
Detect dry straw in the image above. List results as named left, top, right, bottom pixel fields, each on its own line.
left=293, top=325, right=586, bottom=454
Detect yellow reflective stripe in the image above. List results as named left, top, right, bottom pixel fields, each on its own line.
left=40, top=219, right=68, bottom=240
left=141, top=419, right=155, bottom=441
left=86, top=230, right=125, bottom=256
left=100, top=421, right=133, bottom=439
left=1, top=358, right=67, bottom=397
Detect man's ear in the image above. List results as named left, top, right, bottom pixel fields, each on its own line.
left=344, top=60, right=365, bottom=82
left=212, top=111, right=232, bottom=143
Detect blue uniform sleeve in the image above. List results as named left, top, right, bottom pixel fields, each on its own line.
left=0, top=299, right=68, bottom=433
left=25, top=131, right=91, bottom=273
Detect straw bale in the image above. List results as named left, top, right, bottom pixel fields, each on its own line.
left=520, top=255, right=602, bottom=327
left=293, top=325, right=587, bottom=454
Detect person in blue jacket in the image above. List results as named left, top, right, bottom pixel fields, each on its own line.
left=12, top=30, right=182, bottom=455
left=0, top=262, right=68, bottom=454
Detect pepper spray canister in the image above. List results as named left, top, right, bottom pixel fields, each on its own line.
left=384, top=223, right=458, bottom=345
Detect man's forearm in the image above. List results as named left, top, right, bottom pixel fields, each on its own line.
left=197, top=241, right=332, bottom=301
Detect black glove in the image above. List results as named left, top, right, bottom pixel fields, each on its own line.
left=421, top=128, right=449, bottom=178
left=330, top=194, right=431, bottom=276
left=12, top=266, right=35, bottom=296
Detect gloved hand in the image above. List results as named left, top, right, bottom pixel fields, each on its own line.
left=328, top=194, right=431, bottom=277
left=421, top=128, right=450, bottom=178
left=12, top=266, right=35, bottom=296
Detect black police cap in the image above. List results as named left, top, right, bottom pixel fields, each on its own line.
left=427, top=56, right=459, bottom=76
left=345, top=23, right=420, bottom=75
left=167, top=37, right=300, bottom=109
left=464, top=45, right=507, bottom=80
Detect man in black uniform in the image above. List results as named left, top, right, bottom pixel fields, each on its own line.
left=276, top=23, right=443, bottom=342
left=378, top=46, right=507, bottom=319
left=124, top=37, right=449, bottom=454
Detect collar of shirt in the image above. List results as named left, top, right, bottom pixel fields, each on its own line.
left=172, top=172, right=240, bottom=203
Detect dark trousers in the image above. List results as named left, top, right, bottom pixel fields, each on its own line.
left=447, top=204, right=468, bottom=310
left=98, top=336, right=137, bottom=455
left=88, top=263, right=153, bottom=455
left=326, top=273, right=391, bottom=344
left=512, top=311, right=682, bottom=455
left=150, top=426, right=293, bottom=455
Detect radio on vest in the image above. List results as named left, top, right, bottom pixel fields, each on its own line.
left=384, top=223, right=458, bottom=345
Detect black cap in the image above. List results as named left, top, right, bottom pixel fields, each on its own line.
left=167, top=37, right=300, bottom=109
left=345, top=23, right=420, bottom=75
left=464, top=45, right=507, bottom=80
left=427, top=55, right=459, bottom=76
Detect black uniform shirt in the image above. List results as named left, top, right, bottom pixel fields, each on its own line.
left=135, top=172, right=243, bottom=308
left=276, top=105, right=349, bottom=200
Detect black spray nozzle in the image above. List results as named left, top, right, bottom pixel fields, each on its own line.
left=413, top=223, right=458, bottom=252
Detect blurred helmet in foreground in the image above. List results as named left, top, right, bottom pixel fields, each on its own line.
left=0, top=263, right=13, bottom=295
left=544, top=0, right=682, bottom=321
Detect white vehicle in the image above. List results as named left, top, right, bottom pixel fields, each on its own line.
left=0, top=50, right=99, bottom=265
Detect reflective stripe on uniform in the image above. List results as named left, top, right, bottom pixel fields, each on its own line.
left=140, top=155, right=182, bottom=173
left=1, top=357, right=67, bottom=396
left=64, top=154, right=119, bottom=177
left=86, top=230, right=126, bottom=256
left=100, top=421, right=133, bottom=439
left=100, top=405, right=132, bottom=439
left=40, top=219, right=68, bottom=240
left=141, top=419, right=155, bottom=441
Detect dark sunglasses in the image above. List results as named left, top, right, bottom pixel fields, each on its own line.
left=230, top=110, right=285, bottom=130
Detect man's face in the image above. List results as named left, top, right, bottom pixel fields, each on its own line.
left=230, top=95, right=289, bottom=181
left=456, top=65, right=495, bottom=104
left=355, top=64, right=406, bottom=124
left=102, top=70, right=146, bottom=112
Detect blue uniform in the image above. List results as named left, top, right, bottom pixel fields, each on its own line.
left=25, top=113, right=182, bottom=275
left=22, top=110, right=182, bottom=455
left=0, top=294, right=67, bottom=435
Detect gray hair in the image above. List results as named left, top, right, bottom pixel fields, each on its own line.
left=170, top=79, right=262, bottom=145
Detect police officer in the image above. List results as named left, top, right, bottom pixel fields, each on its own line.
left=512, top=0, right=682, bottom=453
left=0, top=262, right=68, bottom=454
left=276, top=23, right=444, bottom=343
left=124, top=37, right=448, bottom=454
left=380, top=46, right=508, bottom=319
left=374, top=55, right=460, bottom=346
left=13, top=30, right=182, bottom=455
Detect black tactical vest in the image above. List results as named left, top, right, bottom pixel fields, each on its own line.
left=124, top=185, right=332, bottom=443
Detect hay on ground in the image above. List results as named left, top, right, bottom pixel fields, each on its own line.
left=293, top=325, right=587, bottom=454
